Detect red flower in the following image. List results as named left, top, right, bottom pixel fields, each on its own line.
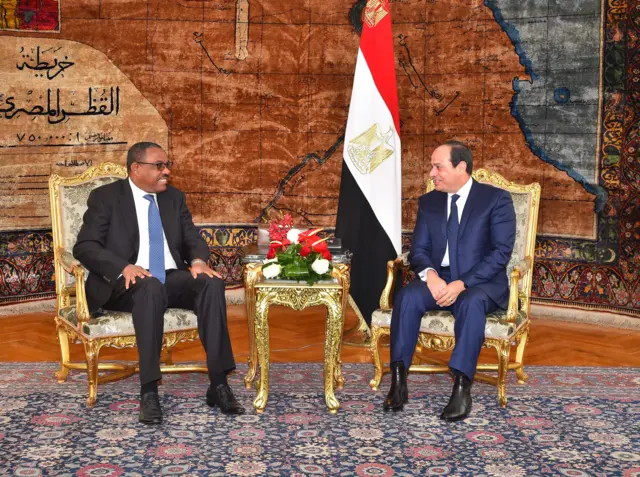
left=298, top=228, right=323, bottom=243
left=310, top=238, right=328, bottom=253
left=307, top=237, right=332, bottom=259
left=267, top=238, right=293, bottom=260
left=300, top=245, right=312, bottom=257
left=295, top=230, right=333, bottom=261
left=267, top=213, right=294, bottom=242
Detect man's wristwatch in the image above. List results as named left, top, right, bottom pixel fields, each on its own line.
left=190, top=259, right=207, bottom=267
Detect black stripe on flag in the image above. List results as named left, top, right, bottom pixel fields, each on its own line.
left=335, top=158, right=397, bottom=327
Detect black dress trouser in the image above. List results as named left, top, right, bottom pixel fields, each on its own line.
left=104, top=269, right=236, bottom=385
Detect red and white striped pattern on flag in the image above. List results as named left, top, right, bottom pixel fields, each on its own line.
left=343, top=0, right=402, bottom=255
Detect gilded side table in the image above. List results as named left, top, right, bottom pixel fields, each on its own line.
left=241, top=244, right=351, bottom=413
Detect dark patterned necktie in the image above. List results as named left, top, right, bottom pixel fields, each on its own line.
left=144, top=194, right=166, bottom=284
left=447, top=194, right=460, bottom=280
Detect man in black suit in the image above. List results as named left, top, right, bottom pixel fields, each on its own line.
left=74, top=142, right=244, bottom=424
left=384, top=140, right=516, bottom=421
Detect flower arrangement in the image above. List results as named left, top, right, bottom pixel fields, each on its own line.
left=262, top=214, right=333, bottom=285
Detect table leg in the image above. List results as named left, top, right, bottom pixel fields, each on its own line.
left=253, top=292, right=271, bottom=413
left=323, top=298, right=344, bottom=414
left=334, top=355, right=344, bottom=391
left=243, top=264, right=261, bottom=389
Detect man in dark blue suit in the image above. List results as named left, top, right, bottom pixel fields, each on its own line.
left=384, top=140, right=516, bottom=421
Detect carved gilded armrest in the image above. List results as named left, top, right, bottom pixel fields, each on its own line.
left=56, top=248, right=91, bottom=323
left=512, top=258, right=530, bottom=277
left=505, top=257, right=532, bottom=323
left=59, top=249, right=82, bottom=273
left=379, top=252, right=409, bottom=310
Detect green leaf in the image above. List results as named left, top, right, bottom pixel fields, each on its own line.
left=283, top=263, right=309, bottom=279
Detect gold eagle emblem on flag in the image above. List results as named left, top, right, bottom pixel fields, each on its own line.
left=364, top=0, right=389, bottom=28
left=347, top=123, right=395, bottom=175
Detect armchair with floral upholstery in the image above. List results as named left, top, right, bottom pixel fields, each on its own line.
left=369, top=169, right=540, bottom=406
left=49, top=162, right=206, bottom=406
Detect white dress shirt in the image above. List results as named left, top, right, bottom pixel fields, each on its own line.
left=129, top=178, right=178, bottom=272
left=419, top=176, right=473, bottom=281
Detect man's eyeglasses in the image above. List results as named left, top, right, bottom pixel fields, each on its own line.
left=135, top=161, right=174, bottom=171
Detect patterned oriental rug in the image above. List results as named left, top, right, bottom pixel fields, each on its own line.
left=1, top=363, right=639, bottom=476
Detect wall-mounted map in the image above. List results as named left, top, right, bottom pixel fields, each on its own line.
left=0, top=37, right=167, bottom=230
left=0, top=0, right=603, bottom=240
left=2, top=0, right=636, bottom=318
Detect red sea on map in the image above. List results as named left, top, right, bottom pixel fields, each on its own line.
left=0, top=0, right=60, bottom=32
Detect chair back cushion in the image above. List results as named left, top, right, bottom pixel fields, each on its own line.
left=506, top=190, right=532, bottom=291
left=60, top=177, right=121, bottom=252
left=472, top=170, right=540, bottom=294
left=50, top=163, right=127, bottom=288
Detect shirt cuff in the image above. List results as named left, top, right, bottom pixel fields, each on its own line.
left=419, top=267, right=437, bottom=282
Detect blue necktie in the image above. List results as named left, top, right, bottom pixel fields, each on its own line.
left=447, top=194, right=460, bottom=280
left=144, top=194, right=165, bottom=284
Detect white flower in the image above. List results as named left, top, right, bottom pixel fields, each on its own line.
left=311, top=258, right=330, bottom=275
left=263, top=263, right=282, bottom=279
left=263, top=257, right=278, bottom=264
left=287, top=228, right=304, bottom=243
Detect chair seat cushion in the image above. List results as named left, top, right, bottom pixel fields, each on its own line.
left=58, top=307, right=198, bottom=338
left=371, top=308, right=527, bottom=339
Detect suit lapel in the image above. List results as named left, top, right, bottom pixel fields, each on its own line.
left=119, top=180, right=139, bottom=250
left=437, top=192, right=447, bottom=240
left=458, top=179, right=479, bottom=238
left=156, top=191, right=175, bottom=248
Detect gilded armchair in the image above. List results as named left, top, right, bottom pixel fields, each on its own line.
left=369, top=169, right=540, bottom=406
left=49, top=162, right=206, bottom=406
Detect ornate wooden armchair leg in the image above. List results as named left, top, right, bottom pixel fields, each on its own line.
left=496, top=341, right=511, bottom=407
left=334, top=357, right=344, bottom=391
left=55, top=320, right=71, bottom=383
left=84, top=340, right=102, bottom=407
left=369, top=326, right=387, bottom=391
left=323, top=303, right=343, bottom=414
left=160, top=347, right=174, bottom=366
left=514, top=324, right=530, bottom=384
left=328, top=306, right=345, bottom=391
left=253, top=293, right=271, bottom=413
left=243, top=264, right=261, bottom=390
left=332, top=312, right=345, bottom=390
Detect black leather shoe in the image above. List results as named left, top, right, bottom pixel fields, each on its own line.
left=383, top=361, right=409, bottom=411
left=206, top=384, right=245, bottom=415
left=139, top=391, right=163, bottom=425
left=440, top=374, right=472, bottom=421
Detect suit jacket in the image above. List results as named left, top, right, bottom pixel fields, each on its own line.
left=73, top=179, right=209, bottom=312
left=409, top=179, right=516, bottom=308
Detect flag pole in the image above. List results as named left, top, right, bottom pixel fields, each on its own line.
left=343, top=296, right=372, bottom=347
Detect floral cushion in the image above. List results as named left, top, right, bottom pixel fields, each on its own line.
left=58, top=307, right=198, bottom=338
left=261, top=278, right=339, bottom=285
left=371, top=308, right=527, bottom=339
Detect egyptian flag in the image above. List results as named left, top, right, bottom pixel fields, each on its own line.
left=336, top=0, right=401, bottom=326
